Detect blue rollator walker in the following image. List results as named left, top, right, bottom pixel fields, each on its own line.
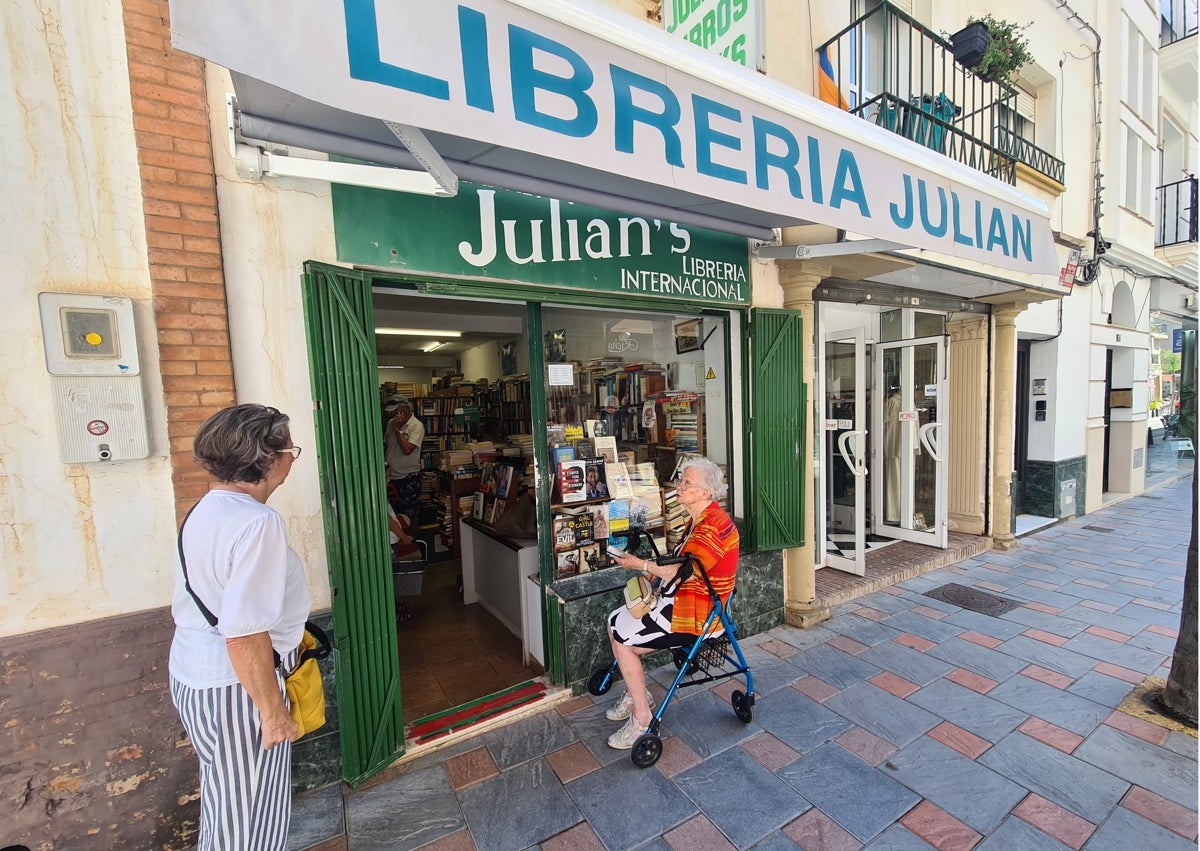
left=587, top=530, right=755, bottom=768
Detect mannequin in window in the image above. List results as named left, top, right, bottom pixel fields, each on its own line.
left=884, top=381, right=902, bottom=523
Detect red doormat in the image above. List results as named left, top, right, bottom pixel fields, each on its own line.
left=407, top=680, right=548, bottom=745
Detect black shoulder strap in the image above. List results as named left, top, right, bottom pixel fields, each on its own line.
left=177, top=502, right=218, bottom=628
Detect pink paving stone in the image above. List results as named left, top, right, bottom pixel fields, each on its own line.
left=1093, top=661, right=1145, bottom=684
left=1074, top=578, right=1109, bottom=589
left=894, top=633, right=937, bottom=652
left=443, top=746, right=500, bottom=790
left=654, top=735, right=703, bottom=778
left=794, top=676, right=841, bottom=703
left=900, top=800, right=982, bottom=851
left=782, top=808, right=863, bottom=851
left=545, top=741, right=601, bottom=785
left=880, top=584, right=906, bottom=595
left=1103, top=710, right=1169, bottom=746
left=1079, top=600, right=1119, bottom=613
left=1148, top=624, right=1180, bottom=638
left=1027, top=579, right=1061, bottom=591
left=870, top=671, right=920, bottom=699
left=959, top=631, right=1003, bottom=649
left=974, top=581, right=1009, bottom=593
left=1018, top=718, right=1084, bottom=754
left=1084, top=625, right=1131, bottom=643
left=1121, top=786, right=1199, bottom=840
left=944, top=668, right=999, bottom=694
left=836, top=726, right=899, bottom=766
left=1023, top=628, right=1069, bottom=647
left=664, top=815, right=736, bottom=851
left=1123, top=576, right=1157, bottom=587
left=927, top=721, right=991, bottom=759
left=555, top=695, right=594, bottom=716
left=758, top=638, right=801, bottom=659
left=1133, top=597, right=1173, bottom=611
left=541, top=822, right=606, bottom=851
left=740, top=732, right=800, bottom=772
left=911, top=605, right=949, bottom=620
left=1013, top=793, right=1096, bottom=849
left=828, top=635, right=870, bottom=655
left=1025, top=602, right=1064, bottom=615
left=1022, top=665, right=1075, bottom=690
left=854, top=606, right=890, bottom=622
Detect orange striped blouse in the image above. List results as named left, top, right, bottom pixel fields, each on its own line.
left=670, top=502, right=740, bottom=636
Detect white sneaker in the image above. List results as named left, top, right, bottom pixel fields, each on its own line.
left=607, top=715, right=651, bottom=750
left=605, top=689, right=654, bottom=721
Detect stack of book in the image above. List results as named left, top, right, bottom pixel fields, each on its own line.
left=628, top=462, right=663, bottom=527
left=663, top=487, right=689, bottom=549
left=552, top=506, right=607, bottom=579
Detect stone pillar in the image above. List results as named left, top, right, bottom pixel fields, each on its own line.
left=946, top=316, right=988, bottom=535
left=990, top=304, right=1024, bottom=550
left=779, top=262, right=831, bottom=626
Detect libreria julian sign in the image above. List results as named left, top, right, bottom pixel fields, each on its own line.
left=170, top=0, right=1058, bottom=274
left=333, top=182, right=751, bottom=304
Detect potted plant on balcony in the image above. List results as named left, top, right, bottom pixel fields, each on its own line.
left=966, top=15, right=1033, bottom=86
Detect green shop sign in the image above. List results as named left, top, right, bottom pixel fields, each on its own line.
left=332, top=182, right=750, bottom=305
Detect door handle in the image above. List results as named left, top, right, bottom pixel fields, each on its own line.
left=837, top=429, right=868, bottom=476
left=919, top=422, right=943, bottom=462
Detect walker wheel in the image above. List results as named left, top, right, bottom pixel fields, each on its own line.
left=672, top=647, right=700, bottom=675
left=732, top=690, right=754, bottom=723
left=587, top=667, right=614, bottom=696
left=631, top=733, right=662, bottom=768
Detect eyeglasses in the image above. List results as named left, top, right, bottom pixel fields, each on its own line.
left=277, top=446, right=302, bottom=460
left=677, top=480, right=705, bottom=491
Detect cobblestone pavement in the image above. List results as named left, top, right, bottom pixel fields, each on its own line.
left=289, top=476, right=1197, bottom=851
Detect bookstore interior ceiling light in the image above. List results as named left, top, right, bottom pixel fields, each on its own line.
left=376, top=327, right=463, bottom=337
left=610, top=319, right=655, bottom=335
left=421, top=341, right=447, bottom=353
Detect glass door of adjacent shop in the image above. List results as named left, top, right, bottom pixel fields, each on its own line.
left=872, top=336, right=947, bottom=547
left=821, top=327, right=868, bottom=576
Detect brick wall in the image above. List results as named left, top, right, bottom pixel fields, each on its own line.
left=123, top=0, right=235, bottom=518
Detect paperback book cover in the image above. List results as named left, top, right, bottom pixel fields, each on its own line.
left=594, top=435, right=618, bottom=464
left=472, top=491, right=485, bottom=520
left=556, top=549, right=580, bottom=578
left=605, top=462, right=632, bottom=498
left=578, top=542, right=607, bottom=573
left=583, top=459, right=609, bottom=500
left=552, top=509, right=595, bottom=550
left=555, top=460, right=588, bottom=504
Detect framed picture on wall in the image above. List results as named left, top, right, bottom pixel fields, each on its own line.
left=674, top=318, right=702, bottom=354
left=545, top=329, right=567, bottom=363
left=500, top=341, right=517, bottom=375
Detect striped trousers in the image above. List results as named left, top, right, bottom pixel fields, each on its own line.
left=171, top=673, right=293, bottom=851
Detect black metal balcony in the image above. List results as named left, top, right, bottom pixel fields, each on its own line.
left=816, top=1, right=1065, bottom=187
left=1161, top=0, right=1198, bottom=47
left=1156, top=177, right=1199, bottom=247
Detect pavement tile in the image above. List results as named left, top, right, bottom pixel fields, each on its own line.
left=793, top=675, right=841, bottom=703
left=1072, top=724, right=1199, bottom=810
left=1052, top=606, right=1150, bottom=636
left=418, top=829, right=474, bottom=851
left=1023, top=628, right=1069, bottom=647
left=790, top=644, right=883, bottom=689
left=1017, top=718, right=1084, bottom=754
left=667, top=690, right=761, bottom=759
left=926, top=722, right=991, bottom=759
left=860, top=641, right=955, bottom=686
left=674, top=749, right=809, bottom=849
left=782, top=808, right=863, bottom=851
left=756, top=684, right=853, bottom=754
left=836, top=726, right=898, bottom=767
left=829, top=635, right=871, bottom=655
left=884, top=737, right=1026, bottom=833
left=457, top=759, right=581, bottom=851
left=1120, top=785, right=1198, bottom=840
left=974, top=581, right=1009, bottom=593
left=287, top=784, right=345, bottom=851
left=747, top=833, right=804, bottom=851
left=566, top=759, right=697, bottom=851
left=1102, top=710, right=1169, bottom=746
left=1125, top=628, right=1176, bottom=655
left=974, top=815, right=1072, bottom=851
left=541, top=821, right=606, bottom=851
left=993, top=636, right=1097, bottom=679
left=1023, top=602, right=1065, bottom=615
left=483, top=709, right=579, bottom=771
left=1132, top=597, right=1173, bottom=610
left=1012, top=794, right=1096, bottom=849
left=999, top=607, right=1087, bottom=636
left=894, top=633, right=937, bottom=652
left=1083, top=626, right=1130, bottom=643
left=988, top=675, right=1109, bottom=736
left=862, top=824, right=935, bottom=849
left=1162, top=731, right=1199, bottom=760
left=1090, top=662, right=1143, bottom=684
left=956, top=631, right=1004, bottom=649
left=1006, top=585, right=1082, bottom=611
left=544, top=741, right=601, bottom=785
left=760, top=638, right=802, bottom=659
left=751, top=657, right=828, bottom=697
left=977, top=733, right=1129, bottom=824
left=564, top=701, right=650, bottom=767
left=826, top=614, right=906, bottom=647
left=925, top=638, right=1027, bottom=683
left=943, top=668, right=999, bottom=695
left=908, top=679, right=1027, bottom=742
left=1064, top=671, right=1135, bottom=709
left=346, top=764, right=466, bottom=851
left=556, top=695, right=594, bottom=716
left=869, top=671, right=921, bottom=699
left=825, top=682, right=941, bottom=747
left=855, top=606, right=891, bottom=622
left=1061, top=632, right=1167, bottom=674
left=664, top=814, right=736, bottom=851
left=779, top=742, right=920, bottom=843
left=882, top=611, right=965, bottom=644
left=910, top=605, right=949, bottom=620
left=1146, top=624, right=1179, bottom=638
left=445, top=746, right=501, bottom=790
left=1114, top=601, right=1179, bottom=629
left=740, top=731, right=801, bottom=772
left=651, top=735, right=702, bottom=778
left=899, top=800, right=982, bottom=851
left=1080, top=805, right=1197, bottom=851
left=1021, top=665, right=1075, bottom=690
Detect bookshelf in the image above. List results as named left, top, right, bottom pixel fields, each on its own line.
left=648, top=393, right=704, bottom=483
left=438, top=472, right=481, bottom=557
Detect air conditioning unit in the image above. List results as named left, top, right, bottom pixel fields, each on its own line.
left=1185, top=294, right=1197, bottom=311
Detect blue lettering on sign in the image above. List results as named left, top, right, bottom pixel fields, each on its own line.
left=951, top=193, right=975, bottom=247
left=918, top=180, right=948, bottom=238
left=459, top=7, right=494, bottom=112
left=986, top=207, right=1009, bottom=256
left=1011, top=215, right=1032, bottom=262
left=890, top=175, right=914, bottom=229
left=751, top=116, right=802, bottom=198
left=611, top=66, right=684, bottom=167
left=830, top=149, right=869, bottom=217
left=344, top=0, right=450, bottom=99
left=807, top=136, right=824, bottom=204
left=509, top=25, right=598, bottom=138
left=693, top=95, right=747, bottom=184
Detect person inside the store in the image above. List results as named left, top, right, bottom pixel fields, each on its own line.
left=384, top=397, right=425, bottom=524
left=604, top=457, right=739, bottom=749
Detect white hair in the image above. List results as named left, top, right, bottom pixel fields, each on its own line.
left=679, top=457, right=727, bottom=500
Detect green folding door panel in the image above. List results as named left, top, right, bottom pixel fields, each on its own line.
left=749, top=308, right=806, bottom=550
left=302, top=261, right=404, bottom=785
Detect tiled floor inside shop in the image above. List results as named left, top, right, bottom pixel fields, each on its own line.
left=396, top=557, right=543, bottom=727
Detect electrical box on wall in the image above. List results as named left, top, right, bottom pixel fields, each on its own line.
left=38, top=292, right=149, bottom=463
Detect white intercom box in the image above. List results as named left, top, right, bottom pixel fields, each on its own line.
left=38, top=292, right=150, bottom=463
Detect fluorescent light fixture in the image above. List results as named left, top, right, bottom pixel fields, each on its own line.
left=375, top=328, right=463, bottom=337
left=421, top=341, right=446, bottom=353
left=378, top=365, right=406, bottom=369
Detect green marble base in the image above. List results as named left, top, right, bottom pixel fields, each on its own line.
left=1024, top=456, right=1086, bottom=518
left=291, top=610, right=342, bottom=794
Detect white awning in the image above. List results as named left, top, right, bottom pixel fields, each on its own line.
left=169, top=0, right=1058, bottom=275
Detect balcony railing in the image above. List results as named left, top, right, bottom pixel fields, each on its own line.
left=1161, top=0, right=1199, bottom=47
left=816, top=1, right=1065, bottom=187
left=1156, top=177, right=1199, bottom=247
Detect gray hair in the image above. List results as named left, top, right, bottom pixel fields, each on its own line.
left=194, top=404, right=291, bottom=483
left=679, top=457, right=727, bottom=500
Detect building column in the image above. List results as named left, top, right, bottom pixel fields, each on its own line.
left=990, top=304, right=1024, bottom=550
left=779, top=262, right=831, bottom=626
left=946, top=316, right=988, bottom=535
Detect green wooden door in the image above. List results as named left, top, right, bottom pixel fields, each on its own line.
left=748, top=308, right=807, bottom=550
left=302, top=261, right=404, bottom=785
